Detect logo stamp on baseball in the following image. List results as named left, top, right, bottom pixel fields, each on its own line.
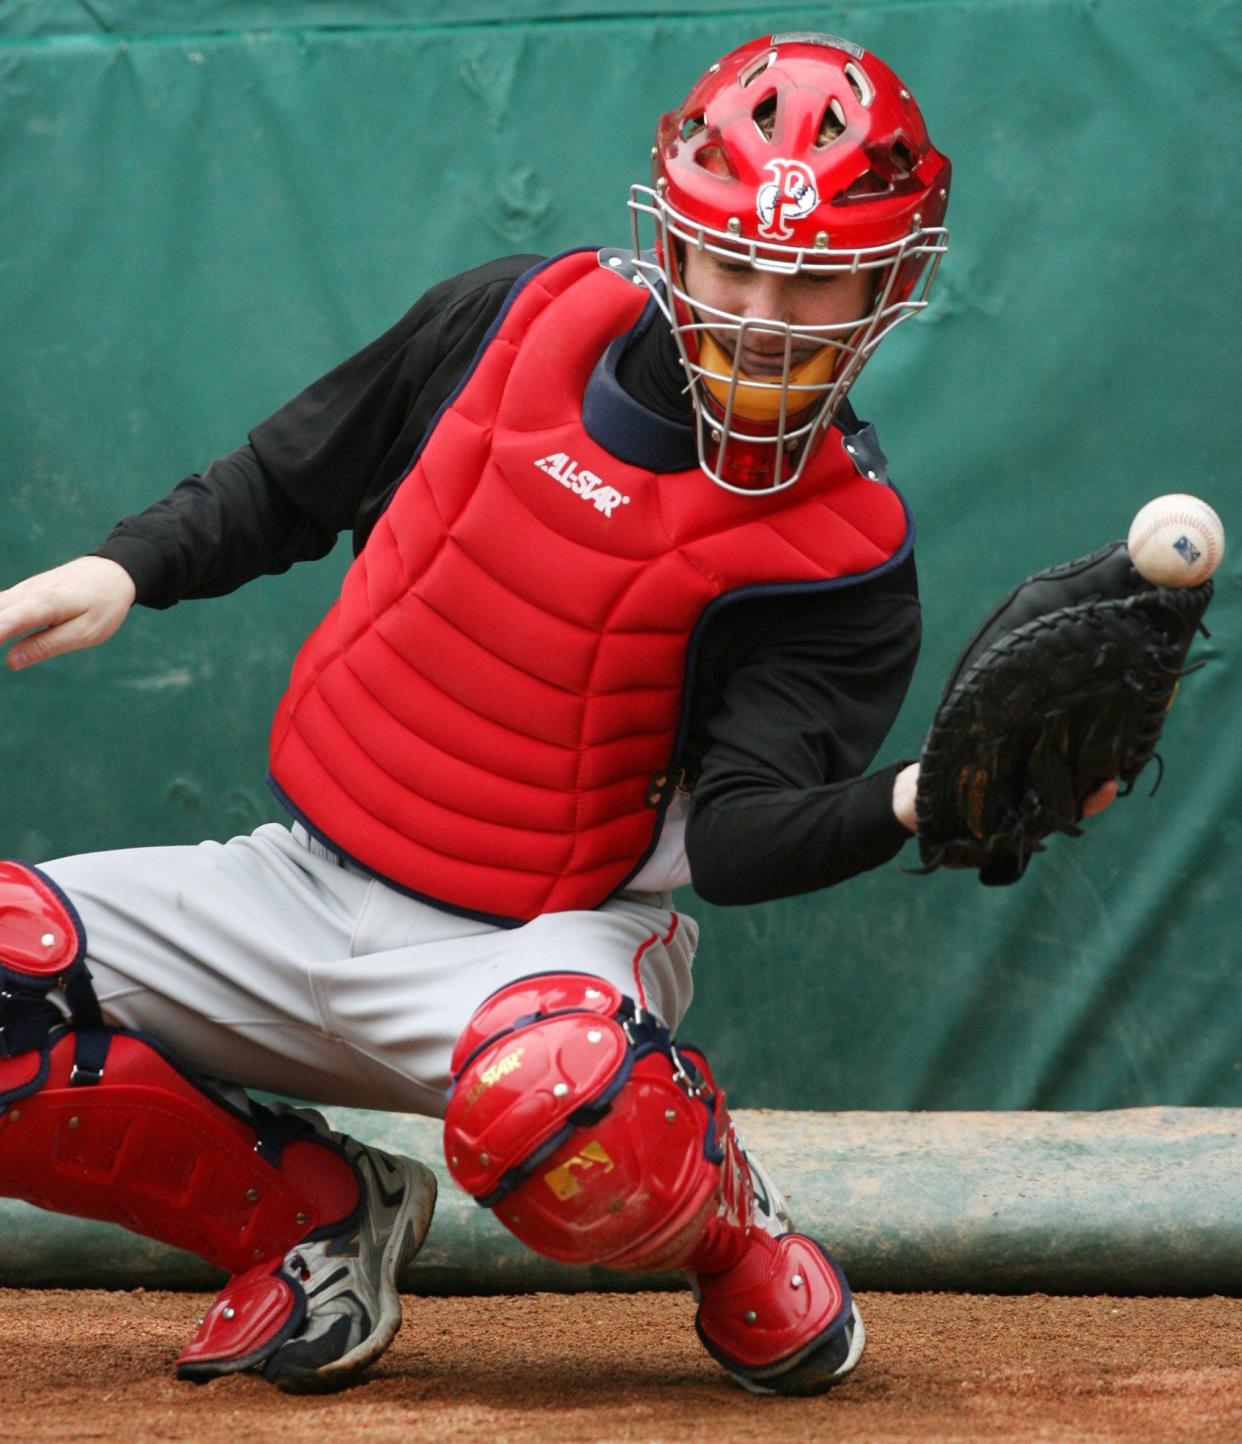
left=1126, top=494, right=1224, bottom=588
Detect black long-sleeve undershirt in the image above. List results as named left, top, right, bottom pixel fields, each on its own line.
left=95, top=253, right=920, bottom=904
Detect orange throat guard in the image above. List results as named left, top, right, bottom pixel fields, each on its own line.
left=697, top=333, right=839, bottom=426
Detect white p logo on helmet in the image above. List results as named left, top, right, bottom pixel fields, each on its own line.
left=756, top=159, right=818, bottom=239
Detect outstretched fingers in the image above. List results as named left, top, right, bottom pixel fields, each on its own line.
left=0, top=557, right=137, bottom=670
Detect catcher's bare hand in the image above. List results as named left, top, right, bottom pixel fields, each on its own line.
left=0, top=557, right=136, bottom=670
left=1080, top=779, right=1118, bottom=817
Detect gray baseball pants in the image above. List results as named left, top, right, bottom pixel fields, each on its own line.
left=41, top=821, right=698, bottom=1120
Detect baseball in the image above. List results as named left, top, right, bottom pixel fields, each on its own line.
left=1127, top=494, right=1224, bottom=587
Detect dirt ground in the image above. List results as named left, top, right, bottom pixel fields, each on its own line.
left=1, top=1289, right=1240, bottom=1442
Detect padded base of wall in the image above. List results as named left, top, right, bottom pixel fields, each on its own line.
left=2, top=1107, right=1237, bottom=1294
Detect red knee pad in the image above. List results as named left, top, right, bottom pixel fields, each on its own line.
left=447, top=973, right=862, bottom=1390
left=0, top=862, right=100, bottom=1055
left=444, top=972, right=752, bottom=1272
left=0, top=861, right=83, bottom=977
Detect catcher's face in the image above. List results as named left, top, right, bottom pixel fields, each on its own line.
left=680, top=246, right=875, bottom=381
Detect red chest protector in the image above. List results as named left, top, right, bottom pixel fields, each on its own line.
left=268, top=250, right=910, bottom=924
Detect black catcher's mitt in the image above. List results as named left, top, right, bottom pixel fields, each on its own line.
left=915, top=541, right=1213, bottom=885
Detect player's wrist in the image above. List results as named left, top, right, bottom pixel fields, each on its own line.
left=892, top=762, right=918, bottom=833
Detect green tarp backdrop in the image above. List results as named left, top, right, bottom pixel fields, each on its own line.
left=2, top=1, right=1239, bottom=1112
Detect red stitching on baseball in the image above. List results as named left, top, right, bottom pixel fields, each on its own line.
left=1132, top=510, right=1219, bottom=567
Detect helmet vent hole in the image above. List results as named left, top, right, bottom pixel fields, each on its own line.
left=680, top=114, right=706, bottom=143
left=890, top=139, right=917, bottom=176
left=843, top=61, right=874, bottom=107
left=751, top=93, right=778, bottom=142
left=816, top=99, right=847, bottom=147
left=739, top=50, right=776, bottom=88
left=841, top=169, right=891, bottom=201
left=695, top=144, right=735, bottom=179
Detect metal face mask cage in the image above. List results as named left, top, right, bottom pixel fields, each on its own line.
left=628, top=184, right=948, bottom=495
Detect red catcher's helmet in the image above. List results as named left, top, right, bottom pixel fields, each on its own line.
left=628, top=33, right=951, bottom=494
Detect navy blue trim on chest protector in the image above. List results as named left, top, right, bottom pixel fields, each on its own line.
left=582, top=296, right=699, bottom=473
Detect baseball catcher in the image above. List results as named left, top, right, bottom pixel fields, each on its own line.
left=2, top=29, right=1173, bottom=1402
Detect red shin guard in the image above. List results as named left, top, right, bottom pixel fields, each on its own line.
left=444, top=972, right=859, bottom=1391
left=0, top=1027, right=361, bottom=1379
left=0, top=861, right=365, bottom=1380
left=0, top=1030, right=358, bottom=1275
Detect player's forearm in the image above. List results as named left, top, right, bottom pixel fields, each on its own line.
left=94, top=446, right=337, bottom=608
left=686, top=759, right=914, bottom=905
